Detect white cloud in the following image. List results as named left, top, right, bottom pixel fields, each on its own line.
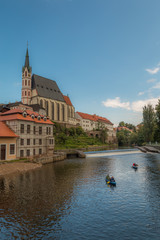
left=146, top=67, right=160, bottom=74
left=102, top=97, right=130, bottom=110
left=131, top=97, right=160, bottom=112
left=138, top=92, right=144, bottom=96
left=102, top=96, right=160, bottom=113
left=147, top=78, right=156, bottom=83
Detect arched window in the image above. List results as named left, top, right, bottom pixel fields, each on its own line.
left=25, top=91, right=27, bottom=96
left=57, top=103, right=60, bottom=121
left=45, top=101, right=48, bottom=116
left=28, top=81, right=30, bottom=86
left=28, top=91, right=30, bottom=96
left=62, top=105, right=65, bottom=122
left=68, top=106, right=70, bottom=118
left=40, top=99, right=43, bottom=108
left=25, top=71, right=27, bottom=77
left=25, top=80, right=27, bottom=86
left=52, top=102, right=54, bottom=120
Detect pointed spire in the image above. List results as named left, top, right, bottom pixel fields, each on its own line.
left=23, top=42, right=32, bottom=73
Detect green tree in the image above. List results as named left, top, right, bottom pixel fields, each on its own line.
left=100, top=129, right=108, bottom=144
left=143, top=104, right=155, bottom=142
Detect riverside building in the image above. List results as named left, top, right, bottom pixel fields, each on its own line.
left=0, top=109, right=54, bottom=160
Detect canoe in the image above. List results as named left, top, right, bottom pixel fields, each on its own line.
left=132, top=165, right=138, bottom=169
left=105, top=177, right=116, bottom=185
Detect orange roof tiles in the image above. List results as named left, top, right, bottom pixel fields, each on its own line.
left=0, top=109, right=53, bottom=125
left=76, top=112, right=113, bottom=125
left=63, top=95, right=73, bottom=106
left=0, top=122, right=18, bottom=138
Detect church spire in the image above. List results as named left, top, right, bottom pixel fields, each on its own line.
left=22, top=43, right=32, bottom=73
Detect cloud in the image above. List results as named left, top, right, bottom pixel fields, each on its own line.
left=138, top=92, right=144, bottom=96
left=146, top=63, right=160, bottom=74
left=131, top=97, right=160, bottom=112
left=102, top=96, right=160, bottom=113
left=102, top=97, right=130, bottom=110
left=147, top=78, right=156, bottom=83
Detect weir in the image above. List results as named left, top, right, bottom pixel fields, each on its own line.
left=86, top=150, right=142, bottom=158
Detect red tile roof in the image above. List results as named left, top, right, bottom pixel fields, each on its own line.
left=76, top=112, right=113, bottom=125
left=63, top=95, right=73, bottom=106
left=0, top=122, right=18, bottom=138
left=0, top=109, right=54, bottom=125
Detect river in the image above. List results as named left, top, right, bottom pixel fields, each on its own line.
left=0, top=149, right=160, bottom=239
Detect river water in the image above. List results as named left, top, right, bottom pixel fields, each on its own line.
left=0, top=149, right=160, bottom=239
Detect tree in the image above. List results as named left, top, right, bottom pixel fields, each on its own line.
left=143, top=104, right=155, bottom=143
left=100, top=129, right=108, bottom=144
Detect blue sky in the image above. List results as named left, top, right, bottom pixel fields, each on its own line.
left=1, top=0, right=160, bottom=126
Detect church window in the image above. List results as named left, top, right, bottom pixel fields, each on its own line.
left=62, top=105, right=65, bottom=122
left=46, top=101, right=48, bottom=116
left=28, top=81, right=30, bottom=86
left=25, top=71, right=27, bottom=77
left=25, top=80, right=27, bottom=86
left=40, top=100, right=43, bottom=108
left=57, top=103, right=60, bottom=121
left=28, top=91, right=30, bottom=96
left=52, top=102, right=54, bottom=120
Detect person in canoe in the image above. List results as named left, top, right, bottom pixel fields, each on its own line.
left=110, top=176, right=115, bottom=182
left=133, top=163, right=138, bottom=167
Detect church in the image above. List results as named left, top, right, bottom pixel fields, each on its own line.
left=21, top=47, right=76, bottom=126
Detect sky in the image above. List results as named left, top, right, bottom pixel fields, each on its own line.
left=1, top=0, right=160, bottom=126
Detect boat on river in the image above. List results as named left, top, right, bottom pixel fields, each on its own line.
left=105, top=175, right=116, bottom=186
left=132, top=163, right=138, bottom=169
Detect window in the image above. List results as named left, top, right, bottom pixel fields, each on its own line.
left=28, top=91, right=30, bottom=96
left=20, top=124, right=24, bottom=133
left=25, top=71, right=27, bottom=77
left=39, top=139, right=42, bottom=145
left=33, top=126, right=36, bottom=134
left=49, top=127, right=51, bottom=135
left=10, top=144, right=15, bottom=155
left=28, top=81, right=30, bottom=86
left=27, top=139, right=30, bottom=145
left=52, top=102, right=54, bottom=120
left=27, top=150, right=30, bottom=156
left=20, top=139, right=24, bottom=145
left=25, top=80, right=27, bottom=86
left=20, top=150, right=24, bottom=157
left=33, top=139, right=36, bottom=145
left=25, top=91, right=27, bottom=96
left=27, top=125, right=30, bottom=134
left=46, top=127, right=48, bottom=135
left=39, top=126, right=42, bottom=135
left=39, top=149, right=42, bottom=155
left=33, top=149, right=36, bottom=155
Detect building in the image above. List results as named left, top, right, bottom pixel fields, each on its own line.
left=21, top=48, right=76, bottom=126
left=76, top=112, right=116, bottom=142
left=0, top=121, right=18, bottom=160
left=0, top=109, right=54, bottom=159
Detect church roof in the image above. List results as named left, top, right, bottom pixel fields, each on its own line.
left=63, top=95, right=73, bottom=106
left=32, top=74, right=65, bottom=102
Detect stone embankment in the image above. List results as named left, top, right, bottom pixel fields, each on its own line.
left=136, top=146, right=160, bottom=153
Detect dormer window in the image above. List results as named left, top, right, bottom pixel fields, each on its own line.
left=31, top=114, right=35, bottom=119
left=37, top=115, right=41, bottom=120
left=43, top=116, right=47, bottom=121
left=23, top=111, right=27, bottom=118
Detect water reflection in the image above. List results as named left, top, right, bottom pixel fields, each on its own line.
left=0, top=152, right=160, bottom=239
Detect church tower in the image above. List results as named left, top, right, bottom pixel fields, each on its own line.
left=21, top=46, right=32, bottom=105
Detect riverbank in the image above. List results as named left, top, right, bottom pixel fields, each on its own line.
left=0, top=162, right=42, bottom=178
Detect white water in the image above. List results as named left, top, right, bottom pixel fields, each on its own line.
left=86, top=150, right=141, bottom=158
